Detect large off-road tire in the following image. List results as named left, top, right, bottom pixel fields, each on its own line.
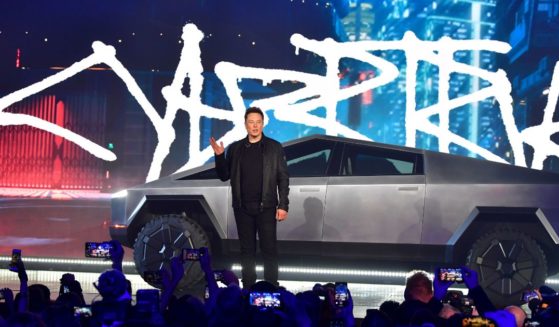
left=133, top=214, right=210, bottom=296
left=466, top=229, right=547, bottom=308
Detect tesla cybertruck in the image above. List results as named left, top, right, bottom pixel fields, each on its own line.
left=110, top=135, right=559, bottom=306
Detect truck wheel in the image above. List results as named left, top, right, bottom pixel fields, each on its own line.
left=466, top=229, right=547, bottom=308
left=133, top=214, right=210, bottom=295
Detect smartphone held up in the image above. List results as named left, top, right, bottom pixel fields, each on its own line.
left=437, top=267, right=464, bottom=283
left=335, top=282, right=349, bottom=307
left=8, top=249, right=21, bottom=272
left=85, top=242, right=113, bottom=259
left=182, top=248, right=204, bottom=261
left=249, top=292, right=282, bottom=309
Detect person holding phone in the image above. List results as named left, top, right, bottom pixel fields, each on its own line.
left=395, top=270, right=443, bottom=326
left=210, top=107, right=290, bottom=289
left=7, top=249, right=29, bottom=314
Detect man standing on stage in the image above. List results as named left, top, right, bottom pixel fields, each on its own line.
left=210, top=107, right=289, bottom=288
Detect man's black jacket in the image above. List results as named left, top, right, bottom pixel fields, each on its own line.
left=215, top=134, right=289, bottom=211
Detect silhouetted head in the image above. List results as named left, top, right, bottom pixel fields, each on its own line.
left=7, top=312, right=46, bottom=327
left=362, top=309, right=392, bottom=327
left=296, top=290, right=322, bottom=325
left=379, top=300, right=400, bottom=322
left=28, top=284, right=51, bottom=313
left=94, top=269, right=128, bottom=301
left=167, top=294, right=207, bottom=327
left=249, top=280, right=277, bottom=293
left=404, top=270, right=433, bottom=303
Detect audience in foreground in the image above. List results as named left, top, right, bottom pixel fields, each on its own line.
left=1, top=243, right=558, bottom=326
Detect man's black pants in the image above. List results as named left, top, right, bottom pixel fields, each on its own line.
left=234, top=205, right=278, bottom=289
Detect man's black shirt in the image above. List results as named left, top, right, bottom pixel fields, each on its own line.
left=240, top=140, right=263, bottom=204
left=215, top=133, right=289, bottom=211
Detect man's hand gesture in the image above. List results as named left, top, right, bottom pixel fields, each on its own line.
left=209, top=137, right=225, bottom=155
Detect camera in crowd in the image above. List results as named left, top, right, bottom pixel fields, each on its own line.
left=335, top=282, right=349, bottom=307
left=59, top=272, right=82, bottom=296
left=85, top=241, right=113, bottom=259
left=437, top=267, right=464, bottom=283
left=248, top=292, right=282, bottom=310
left=143, top=270, right=163, bottom=284
left=443, top=290, right=475, bottom=316
left=73, top=306, right=92, bottom=318
left=182, top=247, right=206, bottom=261
left=312, top=282, right=350, bottom=304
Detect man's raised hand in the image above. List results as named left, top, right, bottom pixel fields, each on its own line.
left=209, top=137, right=224, bottom=155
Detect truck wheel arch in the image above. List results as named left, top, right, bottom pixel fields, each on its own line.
left=126, top=196, right=226, bottom=253
left=447, top=206, right=559, bottom=273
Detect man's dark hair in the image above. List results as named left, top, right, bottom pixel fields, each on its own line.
left=244, top=107, right=264, bottom=121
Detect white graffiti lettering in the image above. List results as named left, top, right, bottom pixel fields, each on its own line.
left=1, top=23, right=558, bottom=182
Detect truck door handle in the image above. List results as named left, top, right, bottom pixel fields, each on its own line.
left=300, top=188, right=320, bottom=192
